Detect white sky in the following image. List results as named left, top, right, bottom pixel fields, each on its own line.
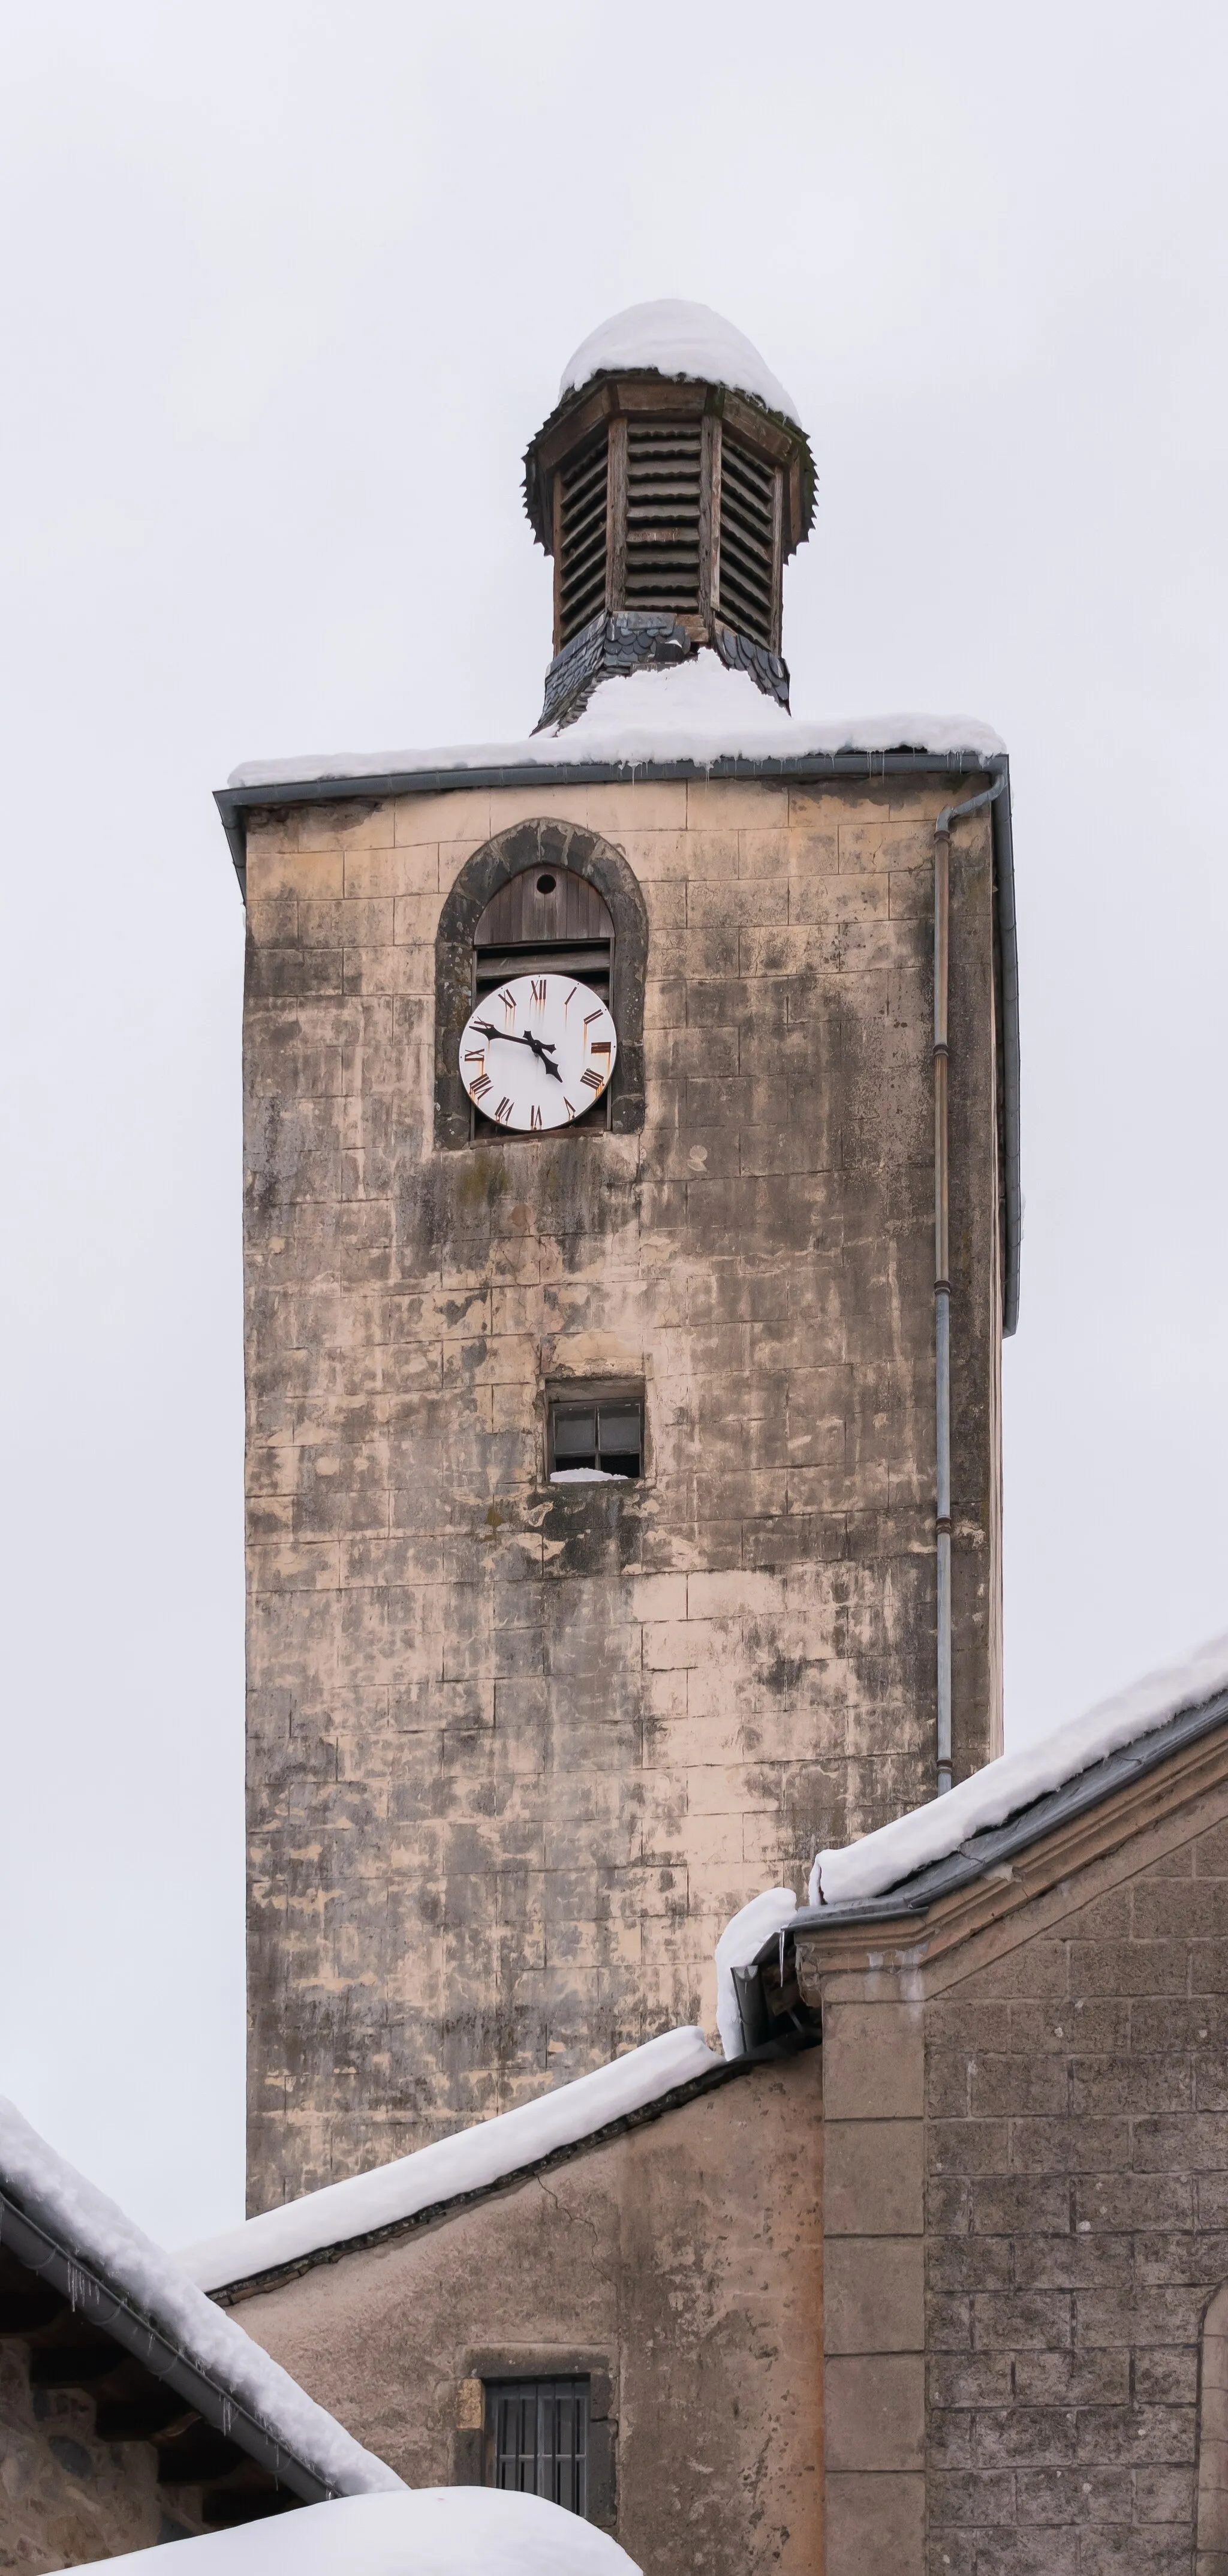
left=1, top=0, right=1225, bottom=2249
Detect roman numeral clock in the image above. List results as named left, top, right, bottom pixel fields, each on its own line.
left=458, top=973, right=618, bottom=1130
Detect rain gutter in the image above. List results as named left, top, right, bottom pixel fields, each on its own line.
left=727, top=1689, right=1228, bottom=2055
left=0, top=2192, right=334, bottom=2504
left=934, top=775, right=1009, bottom=1793
left=752, top=1687, right=1228, bottom=1985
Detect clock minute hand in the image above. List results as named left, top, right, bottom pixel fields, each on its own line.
left=472, top=1020, right=563, bottom=1083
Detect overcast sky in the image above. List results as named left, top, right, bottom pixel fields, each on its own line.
left=1, top=0, right=1225, bottom=2249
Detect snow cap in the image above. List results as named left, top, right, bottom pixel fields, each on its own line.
left=560, top=299, right=801, bottom=428
left=810, top=1629, right=1228, bottom=1911
left=76, top=2487, right=642, bottom=2575
left=227, top=657, right=1006, bottom=793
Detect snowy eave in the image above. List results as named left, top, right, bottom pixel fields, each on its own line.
left=806, top=1631, right=1228, bottom=1912
left=179, top=2027, right=722, bottom=2293
left=0, top=2099, right=402, bottom=2500
left=224, top=657, right=1006, bottom=796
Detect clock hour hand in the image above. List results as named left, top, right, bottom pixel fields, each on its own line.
left=472, top=1020, right=563, bottom=1082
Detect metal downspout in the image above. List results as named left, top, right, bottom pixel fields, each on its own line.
left=934, top=773, right=1007, bottom=1794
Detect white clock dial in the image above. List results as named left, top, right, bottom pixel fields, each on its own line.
left=458, top=973, right=618, bottom=1132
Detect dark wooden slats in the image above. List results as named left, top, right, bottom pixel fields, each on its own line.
left=718, top=438, right=777, bottom=645
left=0, top=2285, right=62, bottom=2333
left=95, top=2390, right=194, bottom=2442
left=474, top=865, right=613, bottom=951
left=558, top=431, right=609, bottom=641
left=475, top=945, right=610, bottom=999
left=158, top=2428, right=250, bottom=2487
left=29, top=2334, right=119, bottom=2387
left=625, top=419, right=702, bottom=612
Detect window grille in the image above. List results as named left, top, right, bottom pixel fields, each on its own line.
left=717, top=436, right=777, bottom=647
left=558, top=432, right=610, bottom=643
left=549, top=1392, right=643, bottom=1481
left=484, top=2379, right=589, bottom=2520
left=624, top=418, right=702, bottom=614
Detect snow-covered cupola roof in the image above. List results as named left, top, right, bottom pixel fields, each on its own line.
left=523, top=299, right=815, bottom=731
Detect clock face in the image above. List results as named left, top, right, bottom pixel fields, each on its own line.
left=458, top=973, right=618, bottom=1132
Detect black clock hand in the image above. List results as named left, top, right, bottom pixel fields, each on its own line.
left=472, top=1021, right=563, bottom=1082
left=520, top=1030, right=562, bottom=1080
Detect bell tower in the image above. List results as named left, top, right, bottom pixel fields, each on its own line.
left=224, top=300, right=1018, bottom=2210
left=522, top=300, right=814, bottom=729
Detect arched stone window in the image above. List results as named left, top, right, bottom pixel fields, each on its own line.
left=1198, top=2280, right=1228, bottom=2569
left=434, top=818, right=648, bottom=1149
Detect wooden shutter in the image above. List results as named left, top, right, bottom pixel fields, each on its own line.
left=557, top=431, right=610, bottom=643
left=717, top=435, right=779, bottom=647
left=624, top=418, right=702, bottom=614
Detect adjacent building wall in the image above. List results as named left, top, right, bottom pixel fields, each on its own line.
left=242, top=771, right=1003, bottom=2199
left=796, top=1745, right=1228, bottom=2576
left=0, top=2341, right=203, bottom=2569
left=220, top=2053, right=823, bottom=2576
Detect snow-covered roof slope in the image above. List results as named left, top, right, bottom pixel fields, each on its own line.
left=180, top=2026, right=720, bottom=2292
left=74, top=2488, right=640, bottom=2575
left=0, top=2099, right=402, bottom=2500
left=559, top=297, right=800, bottom=426
left=809, top=1631, right=1228, bottom=1910
left=227, top=651, right=1006, bottom=793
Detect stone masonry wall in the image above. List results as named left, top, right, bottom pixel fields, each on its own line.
left=223, top=2052, right=823, bottom=2576
left=925, top=1814, right=1228, bottom=2572
left=0, top=2339, right=204, bottom=2568
left=242, top=770, right=1003, bottom=2205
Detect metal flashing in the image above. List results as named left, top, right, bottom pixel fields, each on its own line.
left=778, top=1687, right=1228, bottom=1947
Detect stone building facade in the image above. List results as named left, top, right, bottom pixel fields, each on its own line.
left=787, top=1678, right=1228, bottom=2576
left=209, top=2051, right=823, bottom=2576
left=195, top=1653, right=1228, bottom=2575
left=236, top=754, right=1012, bottom=2207
left=0, top=2343, right=203, bottom=2571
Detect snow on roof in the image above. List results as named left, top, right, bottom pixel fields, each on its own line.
left=0, top=2098, right=402, bottom=2499
left=76, top=2488, right=640, bottom=2575
left=559, top=297, right=801, bottom=426
left=809, top=1630, right=1228, bottom=1910
left=180, top=2026, right=720, bottom=2293
left=226, top=651, right=1006, bottom=794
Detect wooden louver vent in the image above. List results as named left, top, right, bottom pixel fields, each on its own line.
left=718, top=437, right=778, bottom=647
left=625, top=419, right=702, bottom=614
left=557, top=430, right=609, bottom=643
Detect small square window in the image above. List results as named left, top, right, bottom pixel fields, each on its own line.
left=484, top=2377, right=589, bottom=2520
left=548, top=1388, right=643, bottom=1483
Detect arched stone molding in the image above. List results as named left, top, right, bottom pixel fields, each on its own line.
left=1198, top=2280, right=1228, bottom=2571
left=434, top=817, right=648, bottom=1149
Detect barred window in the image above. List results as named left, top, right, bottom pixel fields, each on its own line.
left=484, top=2377, right=589, bottom=2520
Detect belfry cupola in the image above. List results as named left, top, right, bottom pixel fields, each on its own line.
left=523, top=299, right=816, bottom=731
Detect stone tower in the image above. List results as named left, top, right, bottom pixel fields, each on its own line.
left=221, top=301, right=1019, bottom=2210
